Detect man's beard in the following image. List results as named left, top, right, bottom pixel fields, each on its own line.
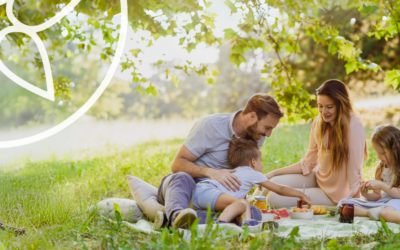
left=245, top=121, right=260, bottom=141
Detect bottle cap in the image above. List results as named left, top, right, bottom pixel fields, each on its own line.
left=254, top=196, right=266, bottom=201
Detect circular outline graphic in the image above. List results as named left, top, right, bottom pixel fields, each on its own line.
left=0, top=0, right=128, bottom=148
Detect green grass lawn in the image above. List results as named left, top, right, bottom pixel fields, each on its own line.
left=0, top=124, right=398, bottom=249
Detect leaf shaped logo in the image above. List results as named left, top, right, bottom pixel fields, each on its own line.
left=0, top=0, right=128, bottom=148
left=0, top=0, right=82, bottom=101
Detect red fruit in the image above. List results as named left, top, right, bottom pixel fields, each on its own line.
left=277, top=209, right=290, bottom=218
left=270, top=210, right=280, bottom=215
left=274, top=214, right=280, bottom=220
left=261, top=209, right=268, bottom=214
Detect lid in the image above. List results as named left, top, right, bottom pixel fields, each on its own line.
left=254, top=196, right=266, bottom=201
left=342, top=199, right=354, bottom=205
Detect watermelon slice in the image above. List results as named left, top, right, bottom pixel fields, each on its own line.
left=277, top=209, right=290, bottom=219
left=270, top=209, right=290, bottom=219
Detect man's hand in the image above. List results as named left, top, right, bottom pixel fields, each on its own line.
left=210, top=169, right=241, bottom=192
left=365, top=180, right=383, bottom=190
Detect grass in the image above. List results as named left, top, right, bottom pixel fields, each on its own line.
left=0, top=124, right=398, bottom=249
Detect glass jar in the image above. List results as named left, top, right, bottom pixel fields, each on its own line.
left=297, top=194, right=310, bottom=208
left=339, top=199, right=354, bottom=223
left=253, top=196, right=268, bottom=211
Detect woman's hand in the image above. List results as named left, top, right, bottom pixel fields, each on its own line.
left=365, top=180, right=383, bottom=190
left=301, top=194, right=313, bottom=207
left=265, top=171, right=275, bottom=180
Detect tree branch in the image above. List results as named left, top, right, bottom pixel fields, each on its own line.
left=0, top=221, right=26, bottom=236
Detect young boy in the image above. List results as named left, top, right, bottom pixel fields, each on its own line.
left=190, top=138, right=312, bottom=226
left=153, top=138, right=312, bottom=229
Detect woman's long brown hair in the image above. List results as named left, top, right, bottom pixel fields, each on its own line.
left=372, top=125, right=400, bottom=188
left=315, top=79, right=368, bottom=172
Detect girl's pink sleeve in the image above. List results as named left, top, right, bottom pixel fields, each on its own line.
left=347, top=116, right=366, bottom=198
left=300, top=119, right=319, bottom=175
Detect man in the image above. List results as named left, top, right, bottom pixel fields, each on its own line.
left=154, top=93, right=284, bottom=230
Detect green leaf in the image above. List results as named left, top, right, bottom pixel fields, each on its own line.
left=146, top=84, right=158, bottom=97
left=171, top=75, right=179, bottom=87
left=380, top=217, right=393, bottom=236
left=328, top=41, right=337, bottom=54
left=230, top=53, right=246, bottom=67
left=147, top=40, right=153, bottom=47
left=135, top=85, right=144, bottom=95
left=224, top=28, right=237, bottom=40
left=113, top=202, right=123, bottom=223
left=130, top=49, right=142, bottom=58
left=206, top=78, right=214, bottom=85
left=345, top=60, right=357, bottom=74
left=179, top=37, right=185, bottom=45
left=88, top=18, right=100, bottom=29
left=288, top=225, right=300, bottom=238
left=203, top=0, right=212, bottom=8
left=186, top=43, right=196, bottom=53
left=384, top=69, right=400, bottom=89
left=154, top=60, right=163, bottom=66
left=224, top=0, right=237, bottom=15
left=327, top=238, right=338, bottom=248
left=212, top=69, right=219, bottom=76
left=339, top=44, right=355, bottom=59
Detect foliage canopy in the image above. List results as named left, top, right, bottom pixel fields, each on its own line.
left=1, top=0, right=399, bottom=124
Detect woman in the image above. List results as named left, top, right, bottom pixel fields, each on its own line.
left=255, top=79, right=368, bottom=207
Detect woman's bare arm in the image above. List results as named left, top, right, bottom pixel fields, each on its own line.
left=265, top=162, right=302, bottom=179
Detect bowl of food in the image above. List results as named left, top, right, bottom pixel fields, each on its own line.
left=289, top=208, right=314, bottom=220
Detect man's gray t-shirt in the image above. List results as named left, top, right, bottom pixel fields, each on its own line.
left=183, top=110, right=266, bottom=182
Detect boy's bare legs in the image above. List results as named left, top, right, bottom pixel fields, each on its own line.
left=214, top=194, right=251, bottom=223
left=354, top=205, right=368, bottom=217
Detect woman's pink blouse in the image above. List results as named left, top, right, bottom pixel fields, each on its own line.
left=300, top=114, right=366, bottom=204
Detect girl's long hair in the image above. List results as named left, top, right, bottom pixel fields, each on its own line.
left=315, top=79, right=368, bottom=172
left=372, top=124, right=400, bottom=188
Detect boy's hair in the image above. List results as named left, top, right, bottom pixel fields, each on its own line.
left=228, top=138, right=260, bottom=168
left=372, top=124, right=400, bottom=188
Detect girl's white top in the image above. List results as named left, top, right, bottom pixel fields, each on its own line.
left=381, top=166, right=396, bottom=186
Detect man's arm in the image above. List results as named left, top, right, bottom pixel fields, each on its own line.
left=171, top=145, right=242, bottom=191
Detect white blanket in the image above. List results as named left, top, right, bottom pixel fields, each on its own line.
left=118, top=215, right=399, bottom=240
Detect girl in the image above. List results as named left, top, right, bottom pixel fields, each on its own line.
left=338, top=124, right=400, bottom=222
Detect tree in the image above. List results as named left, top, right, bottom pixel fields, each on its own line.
left=221, top=0, right=400, bottom=122
left=1, top=0, right=400, bottom=125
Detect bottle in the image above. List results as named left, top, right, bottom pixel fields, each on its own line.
left=253, top=196, right=268, bottom=211
left=339, top=199, right=354, bottom=223
left=297, top=194, right=310, bottom=208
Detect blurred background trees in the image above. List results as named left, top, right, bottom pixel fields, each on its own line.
left=1, top=0, right=400, bottom=129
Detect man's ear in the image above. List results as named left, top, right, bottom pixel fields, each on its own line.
left=250, top=111, right=258, bottom=121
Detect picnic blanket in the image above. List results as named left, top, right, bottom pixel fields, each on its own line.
left=276, top=215, right=399, bottom=239
left=117, top=215, right=400, bottom=240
